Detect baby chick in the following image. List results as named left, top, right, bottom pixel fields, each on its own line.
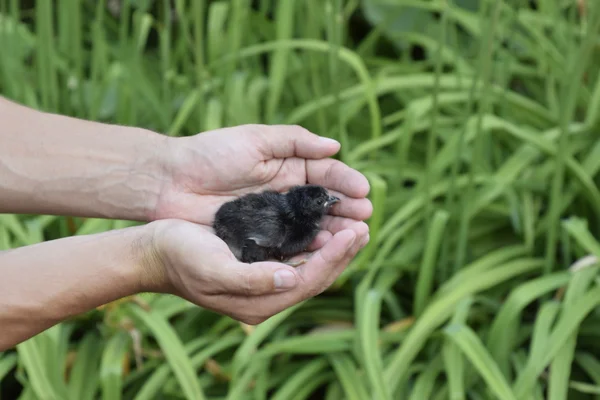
left=213, top=185, right=340, bottom=265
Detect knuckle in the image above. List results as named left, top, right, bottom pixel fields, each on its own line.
left=289, top=124, right=315, bottom=139
left=245, top=124, right=268, bottom=139
left=239, top=268, right=269, bottom=296
left=324, top=161, right=338, bottom=185
left=321, top=246, right=343, bottom=265
left=241, top=270, right=257, bottom=296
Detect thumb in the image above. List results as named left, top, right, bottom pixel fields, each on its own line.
left=218, top=261, right=300, bottom=296
left=259, top=125, right=340, bottom=159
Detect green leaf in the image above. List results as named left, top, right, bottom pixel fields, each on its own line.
left=126, top=305, right=206, bottom=400
left=444, top=324, right=517, bottom=400
left=100, top=332, right=130, bottom=400
left=68, top=332, right=102, bottom=400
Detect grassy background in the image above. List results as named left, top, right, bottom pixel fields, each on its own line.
left=1, top=0, right=600, bottom=399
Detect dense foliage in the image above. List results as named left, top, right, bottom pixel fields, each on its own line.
left=1, top=0, right=600, bottom=399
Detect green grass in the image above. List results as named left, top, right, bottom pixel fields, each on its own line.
left=1, top=0, right=600, bottom=399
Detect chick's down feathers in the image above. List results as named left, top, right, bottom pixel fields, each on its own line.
left=213, top=185, right=339, bottom=264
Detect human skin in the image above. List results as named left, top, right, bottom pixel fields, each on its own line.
left=0, top=96, right=372, bottom=350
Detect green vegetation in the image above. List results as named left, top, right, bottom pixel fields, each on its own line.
left=2, top=0, right=600, bottom=398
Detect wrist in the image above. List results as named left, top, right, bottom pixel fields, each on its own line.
left=125, top=128, right=173, bottom=222
left=135, top=220, right=176, bottom=294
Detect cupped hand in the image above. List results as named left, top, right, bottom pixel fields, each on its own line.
left=147, top=219, right=369, bottom=324
left=154, top=125, right=373, bottom=247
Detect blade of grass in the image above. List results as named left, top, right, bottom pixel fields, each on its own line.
left=266, top=0, right=295, bottom=122
left=328, top=354, right=370, bottom=400
left=270, top=359, right=328, bottom=400
left=444, top=324, right=517, bottom=400
left=126, top=304, right=206, bottom=400
left=67, top=332, right=102, bottom=400
left=100, top=331, right=130, bottom=400
left=414, top=209, right=449, bottom=316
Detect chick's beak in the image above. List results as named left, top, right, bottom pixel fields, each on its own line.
left=325, top=195, right=340, bottom=208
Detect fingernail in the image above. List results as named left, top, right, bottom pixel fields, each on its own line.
left=320, top=137, right=340, bottom=146
left=274, top=270, right=297, bottom=289
left=347, top=232, right=357, bottom=248
left=360, top=234, right=370, bottom=248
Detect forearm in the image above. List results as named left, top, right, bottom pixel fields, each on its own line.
left=0, top=96, right=169, bottom=221
left=0, top=224, right=157, bottom=350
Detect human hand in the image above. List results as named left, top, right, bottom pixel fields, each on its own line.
left=146, top=218, right=369, bottom=324
left=154, top=125, right=372, bottom=248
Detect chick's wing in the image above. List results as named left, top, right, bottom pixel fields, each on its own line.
left=236, top=191, right=287, bottom=248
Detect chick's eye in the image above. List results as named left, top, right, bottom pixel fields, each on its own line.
left=317, top=199, right=323, bottom=205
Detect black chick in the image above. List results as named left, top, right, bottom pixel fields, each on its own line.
left=213, top=184, right=340, bottom=265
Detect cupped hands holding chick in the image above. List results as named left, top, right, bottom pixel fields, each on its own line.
left=147, top=124, right=372, bottom=324
left=0, top=96, right=372, bottom=348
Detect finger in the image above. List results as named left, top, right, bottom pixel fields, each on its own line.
left=306, top=158, right=370, bottom=198
left=215, top=261, right=300, bottom=296
left=321, top=222, right=370, bottom=285
left=320, top=216, right=362, bottom=234
left=306, top=230, right=333, bottom=251
left=210, top=225, right=368, bottom=323
left=257, top=125, right=341, bottom=160
left=325, top=193, right=373, bottom=221
left=299, top=219, right=369, bottom=280
left=295, top=229, right=357, bottom=293
left=295, top=223, right=357, bottom=252
left=323, top=221, right=369, bottom=268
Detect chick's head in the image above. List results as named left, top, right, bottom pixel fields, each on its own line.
left=285, top=185, right=340, bottom=220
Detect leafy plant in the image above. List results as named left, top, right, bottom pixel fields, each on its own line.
left=1, top=0, right=600, bottom=399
